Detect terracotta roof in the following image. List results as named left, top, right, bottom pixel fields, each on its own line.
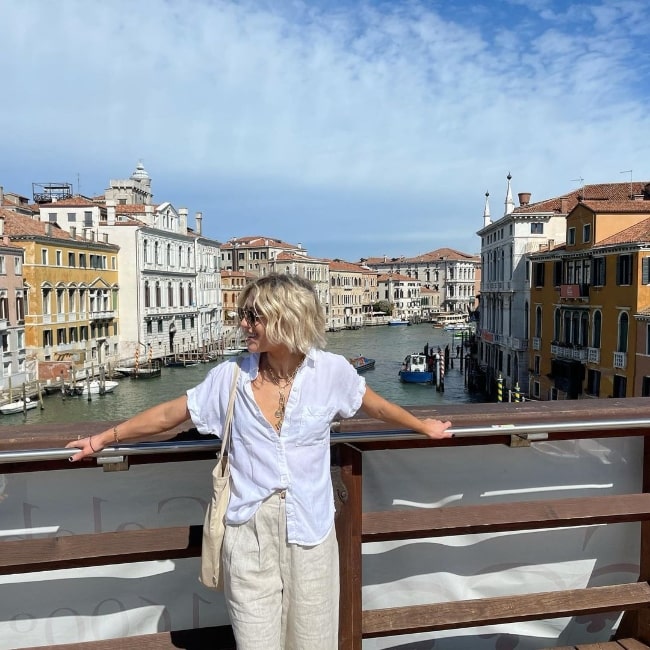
left=577, top=199, right=650, bottom=214
left=363, top=247, right=479, bottom=264
left=37, top=196, right=100, bottom=208
left=513, top=181, right=649, bottom=215
left=0, top=208, right=79, bottom=241
left=113, top=204, right=151, bottom=214
left=377, top=272, right=418, bottom=282
left=327, top=259, right=367, bottom=272
left=222, top=236, right=300, bottom=250
left=595, top=216, right=650, bottom=247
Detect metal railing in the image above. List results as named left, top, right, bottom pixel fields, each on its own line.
left=5, top=417, right=650, bottom=465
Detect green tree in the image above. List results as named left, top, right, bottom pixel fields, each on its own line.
left=373, top=300, right=393, bottom=316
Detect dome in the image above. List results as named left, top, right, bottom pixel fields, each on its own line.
left=130, top=161, right=150, bottom=181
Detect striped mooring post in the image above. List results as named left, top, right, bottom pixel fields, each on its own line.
left=497, top=373, right=503, bottom=402
left=513, top=382, right=521, bottom=402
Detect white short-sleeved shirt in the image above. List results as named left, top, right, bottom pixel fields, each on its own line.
left=187, top=348, right=366, bottom=545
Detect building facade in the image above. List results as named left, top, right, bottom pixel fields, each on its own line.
left=3, top=210, right=119, bottom=381
left=528, top=182, right=650, bottom=400
left=477, top=175, right=569, bottom=397
left=362, top=248, right=479, bottom=318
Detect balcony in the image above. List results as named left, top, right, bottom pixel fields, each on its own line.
left=559, top=283, right=590, bottom=299
left=588, top=347, right=601, bottom=363
left=551, top=342, right=588, bottom=362
left=0, top=319, right=7, bottom=331
left=614, top=351, right=627, bottom=369
left=89, top=310, right=115, bottom=320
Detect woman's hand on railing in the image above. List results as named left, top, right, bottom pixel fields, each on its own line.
left=419, top=418, right=453, bottom=439
left=65, top=434, right=107, bottom=462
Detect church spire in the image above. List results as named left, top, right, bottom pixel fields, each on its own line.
left=505, top=172, right=515, bottom=215
left=483, top=191, right=491, bottom=228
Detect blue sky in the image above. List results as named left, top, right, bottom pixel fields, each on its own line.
left=1, top=0, right=649, bottom=261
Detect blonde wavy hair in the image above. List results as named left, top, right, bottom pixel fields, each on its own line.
left=238, top=274, right=327, bottom=354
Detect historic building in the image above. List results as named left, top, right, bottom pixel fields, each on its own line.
left=376, top=273, right=422, bottom=320
left=34, top=163, right=215, bottom=362
left=270, top=250, right=330, bottom=315
left=528, top=181, right=650, bottom=400
left=361, top=248, right=479, bottom=317
left=476, top=174, right=569, bottom=397
left=0, top=215, right=27, bottom=388
left=221, top=236, right=308, bottom=275
left=2, top=209, right=119, bottom=381
left=327, top=260, right=368, bottom=330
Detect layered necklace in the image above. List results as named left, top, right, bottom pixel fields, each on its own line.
left=263, top=355, right=305, bottom=432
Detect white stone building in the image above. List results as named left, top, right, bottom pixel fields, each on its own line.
left=377, top=273, right=422, bottom=320
left=362, top=248, right=479, bottom=318
left=476, top=174, right=569, bottom=397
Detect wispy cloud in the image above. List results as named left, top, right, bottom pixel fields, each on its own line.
left=1, top=0, right=649, bottom=260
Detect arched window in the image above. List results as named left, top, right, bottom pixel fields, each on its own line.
left=143, top=240, right=149, bottom=263
left=535, top=305, right=542, bottom=338
left=179, top=282, right=185, bottom=307
left=593, top=310, right=602, bottom=348
left=188, top=283, right=194, bottom=306
left=618, top=312, right=629, bottom=353
left=144, top=281, right=150, bottom=307
left=580, top=312, right=589, bottom=347
left=155, top=281, right=161, bottom=307
left=554, top=308, right=561, bottom=341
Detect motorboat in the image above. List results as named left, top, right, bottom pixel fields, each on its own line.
left=387, top=318, right=410, bottom=326
left=220, top=347, right=247, bottom=356
left=398, top=353, right=434, bottom=384
left=114, top=361, right=162, bottom=379
left=75, top=380, right=119, bottom=395
left=0, top=397, right=38, bottom=414
left=349, top=356, right=376, bottom=373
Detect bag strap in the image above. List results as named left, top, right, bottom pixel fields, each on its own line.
left=219, top=360, right=241, bottom=467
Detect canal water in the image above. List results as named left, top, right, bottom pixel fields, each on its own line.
left=0, top=323, right=482, bottom=427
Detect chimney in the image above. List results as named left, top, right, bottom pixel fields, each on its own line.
left=179, top=208, right=188, bottom=233
left=195, top=211, right=203, bottom=235
left=518, top=192, right=531, bottom=206
left=0, top=186, right=3, bottom=206
left=45, top=223, right=52, bottom=236
left=70, top=226, right=76, bottom=238
left=560, top=197, right=570, bottom=213
left=0, top=217, right=4, bottom=237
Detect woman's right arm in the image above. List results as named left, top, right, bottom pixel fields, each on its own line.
left=65, top=395, right=191, bottom=462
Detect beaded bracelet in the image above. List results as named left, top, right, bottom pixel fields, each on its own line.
left=113, top=426, right=120, bottom=444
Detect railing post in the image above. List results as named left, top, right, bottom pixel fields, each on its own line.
left=334, top=443, right=363, bottom=650
left=617, top=433, right=650, bottom=642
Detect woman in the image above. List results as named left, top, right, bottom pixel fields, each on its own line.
left=67, top=273, right=451, bottom=650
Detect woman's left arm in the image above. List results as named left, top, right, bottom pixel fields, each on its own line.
left=360, top=386, right=452, bottom=439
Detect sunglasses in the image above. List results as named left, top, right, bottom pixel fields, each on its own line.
left=237, top=307, right=262, bottom=324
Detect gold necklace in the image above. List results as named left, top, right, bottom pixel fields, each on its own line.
left=264, top=356, right=304, bottom=431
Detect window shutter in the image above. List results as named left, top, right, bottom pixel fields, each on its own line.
left=643, top=257, right=650, bottom=285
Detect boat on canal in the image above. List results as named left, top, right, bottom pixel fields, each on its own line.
left=398, top=352, right=434, bottom=384
left=0, top=397, right=38, bottom=414
left=72, top=379, right=120, bottom=396
left=114, top=360, right=162, bottom=379
left=348, top=355, right=375, bottom=373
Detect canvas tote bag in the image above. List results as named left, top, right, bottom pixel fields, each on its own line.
left=199, top=361, right=240, bottom=590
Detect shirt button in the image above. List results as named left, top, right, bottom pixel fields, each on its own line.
left=279, top=490, right=286, bottom=499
